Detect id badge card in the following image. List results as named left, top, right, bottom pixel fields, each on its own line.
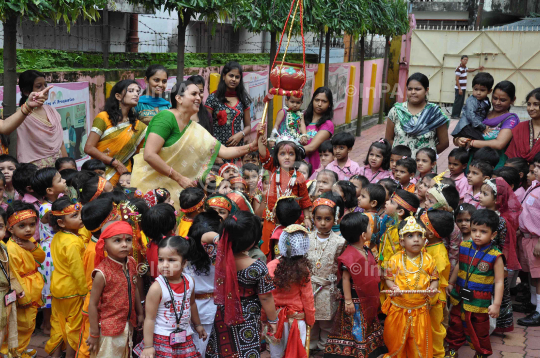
left=4, top=289, right=16, bottom=306
left=460, top=287, right=474, bottom=302
left=170, top=329, right=186, bottom=346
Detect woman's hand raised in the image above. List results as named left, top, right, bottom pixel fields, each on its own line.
left=27, top=86, right=54, bottom=109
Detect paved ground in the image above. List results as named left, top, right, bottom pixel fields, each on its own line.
left=27, top=116, right=531, bottom=357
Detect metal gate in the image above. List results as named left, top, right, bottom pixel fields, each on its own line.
left=409, top=27, right=540, bottom=105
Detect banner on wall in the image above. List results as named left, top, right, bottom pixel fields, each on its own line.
left=328, top=64, right=350, bottom=110
left=0, top=82, right=92, bottom=166
left=244, top=71, right=268, bottom=130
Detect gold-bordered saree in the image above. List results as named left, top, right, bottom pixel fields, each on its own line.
left=92, top=112, right=147, bottom=185
left=131, top=121, right=221, bottom=211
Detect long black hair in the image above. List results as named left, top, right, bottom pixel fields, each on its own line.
left=187, top=75, right=213, bottom=135
left=215, top=61, right=251, bottom=108
left=19, top=70, right=46, bottom=107
left=303, top=87, right=334, bottom=127
left=103, top=79, right=140, bottom=129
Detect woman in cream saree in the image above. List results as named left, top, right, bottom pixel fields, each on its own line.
left=131, top=80, right=257, bottom=210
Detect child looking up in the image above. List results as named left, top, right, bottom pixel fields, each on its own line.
left=6, top=201, right=45, bottom=357
left=455, top=204, right=476, bottom=242
left=117, top=172, right=131, bottom=188
left=416, top=173, right=436, bottom=209
left=394, top=157, right=417, bottom=193
left=447, top=148, right=470, bottom=201
left=446, top=209, right=504, bottom=357
left=267, top=219, right=314, bottom=357
left=178, top=187, right=206, bottom=237
left=420, top=210, right=455, bottom=358
left=389, top=145, right=412, bottom=179
left=272, top=94, right=308, bottom=143
left=359, top=139, right=391, bottom=182
left=383, top=215, right=439, bottom=357
left=325, top=132, right=361, bottom=181
left=134, top=236, right=207, bottom=358
left=478, top=178, right=521, bottom=333
left=307, top=198, right=345, bottom=351
left=31, top=167, right=67, bottom=332
left=55, top=157, right=77, bottom=172
left=256, top=134, right=312, bottom=255
left=315, top=169, right=337, bottom=197
left=46, top=198, right=86, bottom=358
left=451, top=72, right=494, bottom=139
left=78, top=197, right=117, bottom=358
left=141, top=203, right=177, bottom=280
left=309, top=140, right=334, bottom=180
left=415, top=147, right=437, bottom=181
left=465, top=160, right=493, bottom=207
left=0, top=155, right=19, bottom=205
left=325, top=212, right=385, bottom=357
left=206, top=211, right=278, bottom=358
left=379, top=189, right=420, bottom=303
left=86, top=221, right=144, bottom=357
left=218, top=163, right=240, bottom=181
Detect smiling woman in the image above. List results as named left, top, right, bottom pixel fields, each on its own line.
left=131, top=80, right=258, bottom=210
left=134, top=65, right=171, bottom=125
left=84, top=80, right=147, bottom=186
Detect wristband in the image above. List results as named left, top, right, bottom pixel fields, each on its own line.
left=89, top=333, right=100, bottom=338
left=267, top=317, right=279, bottom=324
left=168, top=166, right=174, bottom=178
left=241, top=131, right=246, bottom=137
left=110, top=158, right=116, bottom=166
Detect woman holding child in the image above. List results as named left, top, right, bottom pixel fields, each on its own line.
left=453, top=79, right=519, bottom=169
left=131, top=80, right=258, bottom=210
left=385, top=72, right=449, bottom=157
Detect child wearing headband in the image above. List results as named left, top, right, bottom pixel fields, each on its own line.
left=218, top=162, right=240, bottom=181
left=383, top=215, right=439, bottom=358
left=86, top=221, right=144, bottom=357
left=307, top=196, right=346, bottom=351
left=421, top=210, right=455, bottom=358
left=178, top=187, right=206, bottom=237
left=78, top=174, right=114, bottom=205
left=5, top=201, right=45, bottom=357
left=46, top=197, right=86, bottom=357
left=205, top=194, right=235, bottom=221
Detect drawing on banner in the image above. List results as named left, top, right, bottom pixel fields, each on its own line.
left=245, top=71, right=268, bottom=129
left=328, top=65, right=349, bottom=109
left=0, top=82, right=92, bottom=165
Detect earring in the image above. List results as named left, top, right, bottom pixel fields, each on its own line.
left=334, top=207, right=340, bottom=226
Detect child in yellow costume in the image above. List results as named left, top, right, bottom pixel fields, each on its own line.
left=4, top=201, right=45, bottom=357
left=383, top=215, right=439, bottom=358
left=76, top=197, right=119, bottom=358
left=46, top=198, right=88, bottom=358
left=420, top=210, right=454, bottom=358
left=378, top=189, right=420, bottom=304
left=178, top=187, right=205, bottom=237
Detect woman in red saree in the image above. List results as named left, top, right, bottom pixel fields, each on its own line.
left=506, top=88, right=540, bottom=162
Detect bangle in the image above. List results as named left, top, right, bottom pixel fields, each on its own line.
left=267, top=317, right=279, bottom=324
left=345, top=300, right=353, bottom=305
left=168, top=166, right=174, bottom=178
left=110, top=158, right=116, bottom=166
left=241, top=131, right=246, bottom=137
left=89, top=333, right=100, bottom=338
left=194, top=324, right=203, bottom=328
left=144, top=346, right=153, bottom=349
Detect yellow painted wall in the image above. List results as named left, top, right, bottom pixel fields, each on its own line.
left=314, top=63, right=325, bottom=90
left=367, top=63, right=378, bottom=115
left=345, top=65, right=356, bottom=123
left=386, top=36, right=402, bottom=110
left=105, top=81, right=116, bottom=98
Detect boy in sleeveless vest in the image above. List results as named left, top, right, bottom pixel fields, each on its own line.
left=446, top=209, right=505, bottom=358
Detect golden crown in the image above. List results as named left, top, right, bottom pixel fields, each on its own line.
left=399, top=214, right=426, bottom=237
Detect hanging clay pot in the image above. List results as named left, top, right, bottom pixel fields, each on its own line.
left=270, top=62, right=306, bottom=91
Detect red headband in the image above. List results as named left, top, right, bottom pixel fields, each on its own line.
left=420, top=212, right=441, bottom=239
left=95, top=221, right=133, bottom=267
left=218, top=163, right=238, bottom=177
left=90, top=177, right=107, bottom=202
left=229, top=177, right=247, bottom=188
left=392, top=193, right=416, bottom=213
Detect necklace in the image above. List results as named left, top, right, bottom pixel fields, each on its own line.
left=402, top=252, right=423, bottom=290
left=314, top=232, right=331, bottom=269
left=530, top=120, right=540, bottom=150
left=275, top=167, right=297, bottom=198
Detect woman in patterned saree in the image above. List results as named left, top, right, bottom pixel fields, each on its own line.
left=131, top=80, right=258, bottom=210
left=84, top=79, right=147, bottom=185
left=385, top=72, right=449, bottom=157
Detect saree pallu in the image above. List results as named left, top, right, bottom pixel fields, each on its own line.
left=93, top=114, right=147, bottom=185
left=131, top=122, right=221, bottom=212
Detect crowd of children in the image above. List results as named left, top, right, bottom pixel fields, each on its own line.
left=1, top=80, right=540, bottom=358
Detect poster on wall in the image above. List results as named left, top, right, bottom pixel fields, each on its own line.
left=328, top=65, right=350, bottom=110
left=244, top=71, right=269, bottom=130
left=0, top=82, right=92, bottom=166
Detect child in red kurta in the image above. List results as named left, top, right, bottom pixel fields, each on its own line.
left=257, top=134, right=312, bottom=255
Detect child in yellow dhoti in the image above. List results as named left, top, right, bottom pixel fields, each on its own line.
left=46, top=198, right=88, bottom=358
left=4, top=201, right=45, bottom=358
left=378, top=189, right=420, bottom=304
left=420, top=210, right=454, bottom=358
left=178, top=187, right=205, bottom=237
left=76, top=197, right=118, bottom=358
left=383, top=215, right=439, bottom=358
